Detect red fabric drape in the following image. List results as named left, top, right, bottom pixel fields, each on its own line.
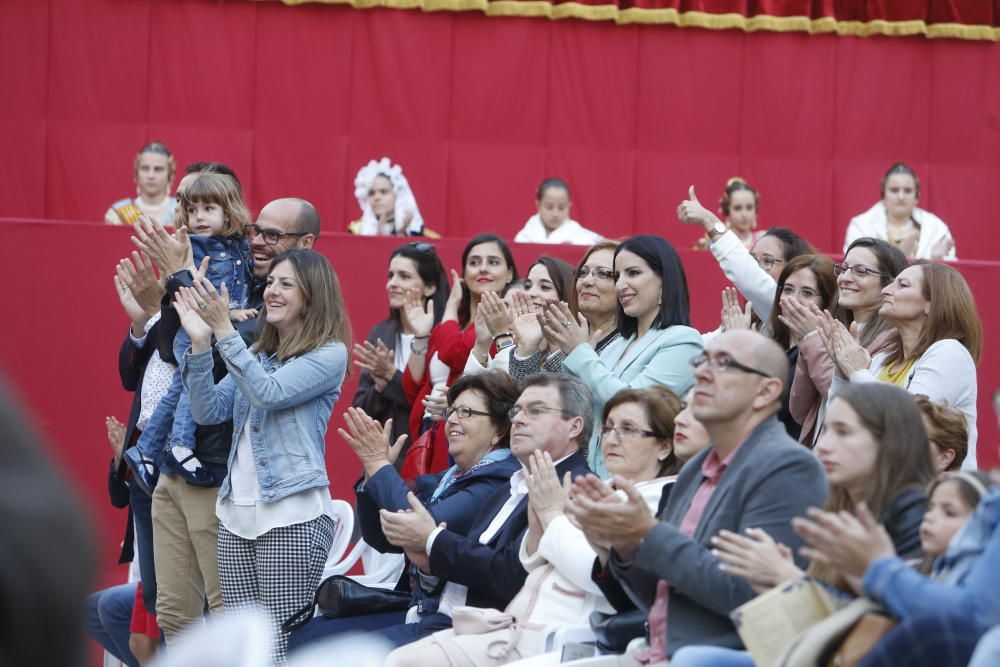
left=3, top=0, right=1000, bottom=259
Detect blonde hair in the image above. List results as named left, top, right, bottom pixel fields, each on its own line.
left=254, top=249, right=352, bottom=362
left=174, top=173, right=251, bottom=238
left=133, top=141, right=176, bottom=185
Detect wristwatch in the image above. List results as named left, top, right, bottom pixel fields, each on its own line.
left=496, top=338, right=515, bottom=352
left=707, top=221, right=727, bottom=240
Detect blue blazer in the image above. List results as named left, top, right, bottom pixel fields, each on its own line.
left=562, top=325, right=703, bottom=476
left=356, top=454, right=521, bottom=554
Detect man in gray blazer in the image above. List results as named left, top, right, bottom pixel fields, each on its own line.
left=570, top=330, right=828, bottom=658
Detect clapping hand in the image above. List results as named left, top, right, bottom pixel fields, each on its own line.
left=778, top=296, right=821, bottom=345
left=353, top=339, right=396, bottom=392
left=510, top=291, right=545, bottom=356
left=720, top=287, right=753, bottom=332
left=442, top=269, right=465, bottom=323
left=400, top=287, right=434, bottom=338
left=816, top=309, right=870, bottom=379
left=711, top=527, right=802, bottom=594
left=566, top=474, right=657, bottom=562
left=538, top=301, right=591, bottom=356
left=525, top=450, right=572, bottom=530
left=131, top=215, right=192, bottom=276
left=792, top=503, right=895, bottom=579
left=379, top=492, right=444, bottom=553
left=478, top=291, right=512, bottom=337
left=105, top=416, right=126, bottom=464
left=338, top=407, right=407, bottom=478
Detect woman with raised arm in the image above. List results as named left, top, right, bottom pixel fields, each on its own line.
left=174, top=249, right=350, bottom=664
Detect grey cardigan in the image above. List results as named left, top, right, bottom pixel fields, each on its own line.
left=611, top=416, right=827, bottom=656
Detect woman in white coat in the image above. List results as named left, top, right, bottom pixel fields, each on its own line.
left=844, top=162, right=956, bottom=261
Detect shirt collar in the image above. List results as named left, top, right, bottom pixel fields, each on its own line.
left=700, top=440, right=745, bottom=485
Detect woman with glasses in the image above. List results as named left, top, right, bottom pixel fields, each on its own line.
left=509, top=241, right=622, bottom=382
left=288, top=371, right=521, bottom=652
left=465, top=255, right=576, bottom=376
left=821, top=262, right=982, bottom=469
left=789, top=238, right=908, bottom=444
left=540, top=235, right=703, bottom=477
left=385, top=386, right=701, bottom=667
left=677, top=186, right=814, bottom=324
left=727, top=254, right=840, bottom=440
left=352, top=242, right=449, bottom=459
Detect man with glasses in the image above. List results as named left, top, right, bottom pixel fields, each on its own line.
left=569, top=330, right=827, bottom=661
left=375, top=373, right=593, bottom=647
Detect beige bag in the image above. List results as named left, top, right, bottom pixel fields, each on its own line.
left=775, top=597, right=886, bottom=667
left=451, top=607, right=516, bottom=635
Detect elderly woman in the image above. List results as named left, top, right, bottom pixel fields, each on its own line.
left=288, top=371, right=522, bottom=653
left=385, top=386, right=687, bottom=666
left=349, top=157, right=426, bottom=236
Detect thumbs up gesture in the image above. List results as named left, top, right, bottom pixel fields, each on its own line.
left=677, top=185, right=724, bottom=233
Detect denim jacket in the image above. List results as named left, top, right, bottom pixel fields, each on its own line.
left=183, top=331, right=348, bottom=503
left=190, top=234, right=252, bottom=308
left=863, top=486, right=1000, bottom=633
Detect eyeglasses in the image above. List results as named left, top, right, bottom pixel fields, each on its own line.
left=246, top=224, right=309, bottom=246
left=751, top=253, right=784, bottom=270
left=508, top=404, right=571, bottom=420
left=576, top=267, right=615, bottom=282
left=443, top=406, right=490, bottom=420
left=600, top=423, right=659, bottom=441
left=833, top=263, right=886, bottom=279
left=689, top=353, right=772, bottom=378
left=780, top=285, right=821, bottom=300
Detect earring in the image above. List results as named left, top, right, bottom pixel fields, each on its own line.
left=924, top=308, right=930, bottom=315
left=658, top=290, right=662, bottom=305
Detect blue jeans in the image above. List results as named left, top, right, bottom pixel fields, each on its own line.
left=287, top=610, right=408, bottom=654
left=134, top=376, right=178, bottom=463
left=130, top=481, right=157, bottom=613
left=85, top=583, right=139, bottom=667
left=670, top=646, right=754, bottom=667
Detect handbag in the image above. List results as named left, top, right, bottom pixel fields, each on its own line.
left=281, top=575, right=411, bottom=633
left=825, top=612, right=896, bottom=667
left=589, top=609, right=647, bottom=654
left=776, top=597, right=892, bottom=667
left=400, top=424, right=435, bottom=487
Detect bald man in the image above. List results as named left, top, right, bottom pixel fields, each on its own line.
left=573, top=331, right=827, bottom=660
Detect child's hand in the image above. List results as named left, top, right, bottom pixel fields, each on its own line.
left=105, top=416, right=126, bottom=462
left=229, top=308, right=259, bottom=323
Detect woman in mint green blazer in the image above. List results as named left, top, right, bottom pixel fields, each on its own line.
left=542, top=235, right=704, bottom=477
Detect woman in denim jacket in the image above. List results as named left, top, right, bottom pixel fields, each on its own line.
left=176, top=248, right=350, bottom=664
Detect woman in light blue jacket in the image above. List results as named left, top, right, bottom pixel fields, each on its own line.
left=541, top=235, right=703, bottom=476
left=176, top=248, right=350, bottom=664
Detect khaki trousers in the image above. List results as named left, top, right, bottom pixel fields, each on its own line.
left=151, top=474, right=223, bottom=641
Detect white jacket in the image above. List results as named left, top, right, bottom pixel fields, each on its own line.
left=709, top=229, right=778, bottom=321
left=514, top=215, right=603, bottom=246
left=830, top=338, right=978, bottom=470
left=844, top=202, right=957, bottom=260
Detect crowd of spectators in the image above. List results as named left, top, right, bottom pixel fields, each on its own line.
left=85, top=142, right=994, bottom=667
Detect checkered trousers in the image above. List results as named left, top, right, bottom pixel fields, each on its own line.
left=217, top=514, right=334, bottom=665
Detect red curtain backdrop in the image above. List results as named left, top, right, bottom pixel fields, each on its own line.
left=278, top=0, right=1000, bottom=38
left=2, top=222, right=997, bottom=584
left=3, top=0, right=1000, bottom=259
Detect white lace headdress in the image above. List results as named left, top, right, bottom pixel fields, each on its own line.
left=353, top=157, right=424, bottom=236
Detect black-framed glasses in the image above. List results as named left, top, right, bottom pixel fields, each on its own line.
left=508, top=404, right=571, bottom=420
left=600, top=423, right=659, bottom=441
left=246, top=224, right=309, bottom=246
left=443, top=406, right=490, bottom=420
left=576, top=267, right=615, bottom=282
left=751, top=253, right=784, bottom=270
left=689, top=353, right=772, bottom=378
left=833, top=263, right=886, bottom=279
